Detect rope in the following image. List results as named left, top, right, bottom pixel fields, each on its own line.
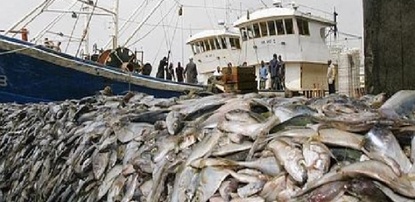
left=0, top=47, right=30, bottom=56
left=75, top=0, right=99, bottom=57
left=13, top=0, right=58, bottom=38
left=0, top=45, right=42, bottom=56
left=123, top=0, right=166, bottom=47
left=33, top=1, right=79, bottom=47
left=66, top=6, right=83, bottom=53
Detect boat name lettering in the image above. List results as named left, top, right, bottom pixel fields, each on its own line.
left=0, top=75, right=7, bottom=87
left=261, top=39, right=276, bottom=44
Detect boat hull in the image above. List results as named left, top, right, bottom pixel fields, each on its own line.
left=0, top=35, right=205, bottom=103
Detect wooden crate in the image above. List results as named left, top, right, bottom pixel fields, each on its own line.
left=222, top=66, right=256, bottom=83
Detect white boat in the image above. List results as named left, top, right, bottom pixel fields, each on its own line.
left=188, top=0, right=337, bottom=93
left=186, top=28, right=242, bottom=85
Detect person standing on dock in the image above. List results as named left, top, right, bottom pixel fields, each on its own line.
left=259, top=60, right=268, bottom=90
left=156, top=57, right=168, bottom=79
left=269, top=54, right=279, bottom=90
left=327, top=60, right=336, bottom=94
left=184, top=57, right=198, bottom=84
left=166, top=62, right=175, bottom=81
left=278, top=55, right=285, bottom=90
left=175, top=62, right=184, bottom=82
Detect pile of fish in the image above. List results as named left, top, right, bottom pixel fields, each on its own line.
left=1, top=90, right=415, bottom=202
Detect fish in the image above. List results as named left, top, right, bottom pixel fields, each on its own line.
left=302, top=141, right=332, bottom=182
left=296, top=181, right=348, bottom=202
left=273, top=104, right=318, bottom=123
left=268, top=138, right=307, bottom=184
left=296, top=160, right=415, bottom=198
left=346, top=179, right=390, bottom=202
left=380, top=90, right=415, bottom=120
left=362, top=126, right=412, bottom=174
left=166, top=110, right=185, bottom=135
left=193, top=167, right=230, bottom=202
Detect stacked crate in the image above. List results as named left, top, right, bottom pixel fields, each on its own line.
left=337, top=49, right=361, bottom=97
left=221, top=66, right=257, bottom=93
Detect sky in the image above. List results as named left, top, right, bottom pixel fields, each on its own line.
left=0, top=0, right=363, bottom=69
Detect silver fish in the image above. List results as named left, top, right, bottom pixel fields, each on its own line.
left=380, top=90, right=415, bottom=120
left=302, top=141, right=332, bottom=182
left=193, top=167, right=230, bottom=202
left=107, top=175, right=126, bottom=202
left=363, top=126, right=412, bottom=174
left=296, top=160, right=415, bottom=198
left=268, top=138, right=307, bottom=184
left=166, top=110, right=185, bottom=135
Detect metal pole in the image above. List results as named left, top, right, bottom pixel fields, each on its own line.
left=113, top=0, right=119, bottom=49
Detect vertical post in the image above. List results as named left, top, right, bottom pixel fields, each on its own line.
left=113, top=0, right=119, bottom=49
left=83, top=5, right=90, bottom=56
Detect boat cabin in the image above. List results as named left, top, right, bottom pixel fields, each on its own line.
left=187, top=29, right=242, bottom=84
left=233, top=2, right=336, bottom=92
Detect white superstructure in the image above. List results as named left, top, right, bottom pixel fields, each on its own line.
left=233, top=3, right=335, bottom=91
left=187, top=1, right=337, bottom=91
left=186, top=29, right=242, bottom=84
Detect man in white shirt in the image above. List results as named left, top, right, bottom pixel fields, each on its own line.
left=327, top=60, right=336, bottom=94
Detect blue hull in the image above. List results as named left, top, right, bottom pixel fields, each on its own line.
left=0, top=35, right=205, bottom=103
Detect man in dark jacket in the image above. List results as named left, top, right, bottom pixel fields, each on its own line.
left=269, top=54, right=279, bottom=90
left=156, top=57, right=167, bottom=79
left=184, top=57, right=198, bottom=84
left=176, top=62, right=184, bottom=82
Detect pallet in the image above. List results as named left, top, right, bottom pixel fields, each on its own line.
left=303, top=89, right=325, bottom=98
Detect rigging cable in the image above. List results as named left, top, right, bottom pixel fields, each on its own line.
left=103, top=0, right=149, bottom=49
left=13, top=0, right=59, bottom=38
left=126, top=2, right=176, bottom=52
left=4, top=0, right=52, bottom=36
left=33, top=0, right=78, bottom=45
left=123, top=0, right=166, bottom=47
left=149, top=3, right=177, bottom=65
left=65, top=5, right=83, bottom=53
left=166, top=7, right=181, bottom=64
left=75, top=0, right=99, bottom=58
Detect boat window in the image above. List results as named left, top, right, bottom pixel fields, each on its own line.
left=253, top=23, right=261, bottom=38
left=200, top=41, right=206, bottom=52
left=221, top=37, right=228, bottom=49
left=215, top=38, right=221, bottom=49
left=267, top=20, right=276, bottom=36
left=209, top=38, right=216, bottom=50
left=235, top=38, right=241, bottom=49
left=195, top=43, right=201, bottom=54
left=205, top=40, right=211, bottom=51
left=297, top=18, right=310, bottom=35
left=240, top=27, right=248, bottom=41
left=276, top=19, right=285, bottom=35
left=260, top=22, right=268, bottom=37
left=247, top=25, right=254, bottom=39
left=285, top=19, right=294, bottom=34
left=230, top=37, right=240, bottom=49
left=190, top=43, right=196, bottom=55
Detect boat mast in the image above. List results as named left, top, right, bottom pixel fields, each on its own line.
left=83, top=5, right=91, bottom=56
left=113, top=0, right=119, bottom=49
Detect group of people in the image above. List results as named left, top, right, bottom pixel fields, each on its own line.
left=259, top=53, right=285, bottom=90
left=155, top=56, right=198, bottom=84
left=258, top=55, right=337, bottom=94
left=44, top=38, right=61, bottom=52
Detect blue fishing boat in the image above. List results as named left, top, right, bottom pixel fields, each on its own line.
left=0, top=0, right=206, bottom=103
left=0, top=35, right=205, bottom=103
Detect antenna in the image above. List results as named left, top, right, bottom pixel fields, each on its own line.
left=333, top=7, right=338, bottom=40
